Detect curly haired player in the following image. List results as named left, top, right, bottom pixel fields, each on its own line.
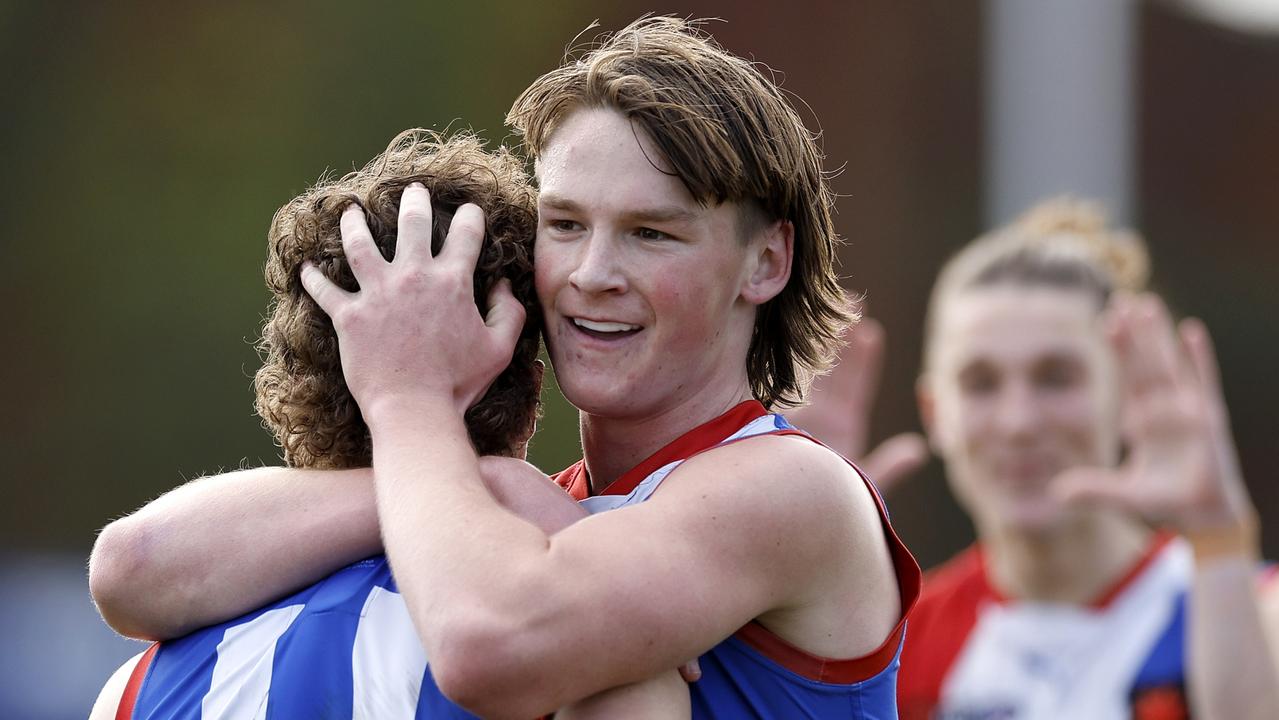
left=91, top=129, right=689, bottom=719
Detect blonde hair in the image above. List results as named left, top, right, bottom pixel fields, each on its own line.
left=924, top=197, right=1150, bottom=369
left=507, top=15, right=854, bottom=408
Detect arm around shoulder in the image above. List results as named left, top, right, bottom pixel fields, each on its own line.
left=90, top=466, right=381, bottom=640
left=421, top=434, right=902, bottom=717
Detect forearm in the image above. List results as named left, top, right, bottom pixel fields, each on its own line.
left=555, top=671, right=690, bottom=720
left=90, top=466, right=380, bottom=640
left=373, top=404, right=573, bottom=715
left=1186, top=526, right=1279, bottom=720
left=373, top=407, right=551, bottom=624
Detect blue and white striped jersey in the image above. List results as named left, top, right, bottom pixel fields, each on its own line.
left=126, top=556, right=474, bottom=719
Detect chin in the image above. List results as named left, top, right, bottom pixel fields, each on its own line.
left=1001, top=498, right=1073, bottom=535
left=557, top=375, right=639, bottom=417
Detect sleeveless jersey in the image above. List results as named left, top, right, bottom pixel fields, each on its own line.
left=553, top=400, right=922, bottom=719
left=121, top=556, right=476, bottom=719
left=120, top=400, right=919, bottom=719
left=897, top=534, right=1193, bottom=720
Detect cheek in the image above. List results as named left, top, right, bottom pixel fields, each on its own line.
left=532, top=241, right=562, bottom=307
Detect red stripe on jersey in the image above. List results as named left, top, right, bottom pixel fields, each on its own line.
left=1088, top=532, right=1176, bottom=609
left=897, top=547, right=988, bottom=720
left=552, top=462, right=590, bottom=501
left=116, top=642, right=160, bottom=720
left=551, top=400, right=769, bottom=499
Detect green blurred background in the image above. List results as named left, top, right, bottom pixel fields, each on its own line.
left=2, top=1, right=1277, bottom=716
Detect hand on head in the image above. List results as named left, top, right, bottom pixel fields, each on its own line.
left=300, top=185, right=526, bottom=421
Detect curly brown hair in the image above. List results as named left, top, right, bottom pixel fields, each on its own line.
left=254, top=129, right=541, bottom=468
left=508, top=16, right=856, bottom=409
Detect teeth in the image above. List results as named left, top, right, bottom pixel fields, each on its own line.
left=573, top=318, right=640, bottom=333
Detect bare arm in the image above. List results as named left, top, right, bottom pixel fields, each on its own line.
left=90, top=458, right=586, bottom=641
left=557, top=671, right=690, bottom=720
left=1056, top=294, right=1279, bottom=720
left=90, top=467, right=381, bottom=640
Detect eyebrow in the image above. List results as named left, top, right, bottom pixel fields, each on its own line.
left=538, top=194, right=699, bottom=225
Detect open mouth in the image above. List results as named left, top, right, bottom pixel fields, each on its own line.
left=571, top=317, right=642, bottom=341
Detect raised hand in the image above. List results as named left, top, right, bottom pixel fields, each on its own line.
left=1054, top=293, right=1258, bottom=556
left=785, top=317, right=928, bottom=495
left=300, top=185, right=526, bottom=421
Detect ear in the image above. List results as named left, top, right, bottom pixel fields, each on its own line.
left=916, top=374, right=945, bottom=454
left=740, top=219, right=794, bottom=305
left=512, top=360, right=546, bottom=461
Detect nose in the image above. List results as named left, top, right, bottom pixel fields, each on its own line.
left=992, top=380, right=1042, bottom=440
left=568, top=233, right=627, bottom=295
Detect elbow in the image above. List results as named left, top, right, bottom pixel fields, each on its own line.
left=428, top=619, right=557, bottom=720
left=89, top=518, right=185, bottom=641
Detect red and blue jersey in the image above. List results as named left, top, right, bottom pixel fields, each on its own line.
left=555, top=400, right=922, bottom=719
left=898, top=534, right=1193, bottom=720
left=118, top=400, right=919, bottom=719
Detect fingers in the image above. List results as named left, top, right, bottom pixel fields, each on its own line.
left=299, top=261, right=351, bottom=317
left=1180, top=317, right=1228, bottom=429
left=1111, top=293, right=1190, bottom=400
left=441, top=203, right=486, bottom=274
left=395, top=183, right=434, bottom=264
left=1052, top=466, right=1146, bottom=517
left=859, top=432, right=929, bottom=496
left=678, top=659, right=702, bottom=683
left=340, top=205, right=386, bottom=285
left=845, top=317, right=886, bottom=408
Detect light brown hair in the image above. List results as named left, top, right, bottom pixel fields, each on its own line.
left=255, top=129, right=541, bottom=467
left=924, top=197, right=1151, bottom=370
left=507, top=15, right=854, bottom=408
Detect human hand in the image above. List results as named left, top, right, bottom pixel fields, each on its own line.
left=785, top=317, right=928, bottom=495
left=300, top=185, right=526, bottom=422
left=678, top=659, right=701, bottom=683
left=1054, top=293, right=1258, bottom=558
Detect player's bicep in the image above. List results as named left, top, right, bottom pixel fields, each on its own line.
left=541, top=440, right=850, bottom=677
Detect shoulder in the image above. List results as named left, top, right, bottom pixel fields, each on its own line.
left=654, top=433, right=871, bottom=547
left=89, top=648, right=149, bottom=720
left=679, top=432, right=863, bottom=500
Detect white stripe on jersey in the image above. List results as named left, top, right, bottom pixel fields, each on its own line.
left=202, top=604, right=305, bottom=719
left=352, top=585, right=429, bottom=720
left=580, top=414, right=785, bottom=515
left=939, top=539, right=1191, bottom=719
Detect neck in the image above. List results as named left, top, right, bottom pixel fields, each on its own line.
left=980, top=509, right=1153, bottom=604
left=578, top=381, right=755, bottom=494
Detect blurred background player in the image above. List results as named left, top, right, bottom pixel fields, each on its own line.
left=807, top=198, right=1278, bottom=719
left=89, top=129, right=690, bottom=719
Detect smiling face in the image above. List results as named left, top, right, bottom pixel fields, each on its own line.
left=534, top=107, right=780, bottom=421
left=922, top=286, right=1121, bottom=534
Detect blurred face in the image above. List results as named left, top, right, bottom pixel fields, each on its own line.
left=533, top=107, right=769, bottom=420
left=923, top=286, right=1120, bottom=533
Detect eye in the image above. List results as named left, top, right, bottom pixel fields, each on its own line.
left=1034, top=358, right=1083, bottom=391
left=636, top=227, right=670, bottom=241
left=958, top=364, right=999, bottom=396
left=547, top=218, right=583, bottom=233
